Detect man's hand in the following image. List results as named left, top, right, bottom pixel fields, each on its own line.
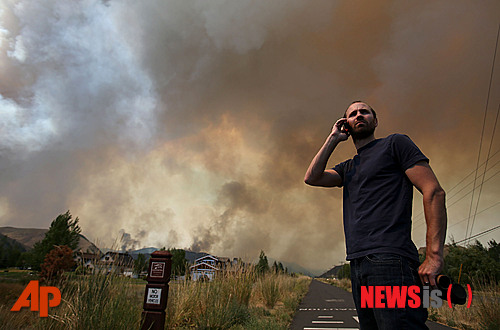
left=418, top=254, right=444, bottom=287
left=405, top=161, right=447, bottom=288
left=332, top=118, right=350, bottom=142
left=304, top=118, right=348, bottom=187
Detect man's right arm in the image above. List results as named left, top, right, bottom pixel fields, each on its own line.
left=304, top=119, right=348, bottom=187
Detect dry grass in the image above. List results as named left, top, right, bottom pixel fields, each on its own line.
left=1, top=267, right=311, bottom=329
left=429, top=280, right=499, bottom=330
left=319, top=277, right=352, bottom=292
left=165, top=267, right=311, bottom=329
left=320, top=276, right=500, bottom=330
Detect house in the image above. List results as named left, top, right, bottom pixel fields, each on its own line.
left=189, top=255, right=240, bottom=281
left=190, top=255, right=219, bottom=281
left=74, top=252, right=101, bottom=272
left=100, top=251, right=135, bottom=276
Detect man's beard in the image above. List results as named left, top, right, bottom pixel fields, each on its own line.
left=351, top=125, right=376, bottom=141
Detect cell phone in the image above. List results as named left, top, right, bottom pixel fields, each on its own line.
left=341, top=122, right=350, bottom=136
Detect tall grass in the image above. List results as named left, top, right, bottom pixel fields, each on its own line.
left=257, top=273, right=281, bottom=309
left=429, top=279, right=500, bottom=330
left=52, top=274, right=143, bottom=329
left=1, top=266, right=311, bottom=329
left=165, top=266, right=311, bottom=329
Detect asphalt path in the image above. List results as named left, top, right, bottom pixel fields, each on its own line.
left=290, top=279, right=455, bottom=330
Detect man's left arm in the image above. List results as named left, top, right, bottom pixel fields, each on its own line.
left=405, top=161, right=447, bottom=287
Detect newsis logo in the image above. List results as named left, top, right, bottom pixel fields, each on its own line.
left=11, top=281, right=62, bottom=317
left=361, top=278, right=472, bottom=309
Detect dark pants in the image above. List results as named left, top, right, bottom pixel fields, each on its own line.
left=350, top=253, right=428, bottom=330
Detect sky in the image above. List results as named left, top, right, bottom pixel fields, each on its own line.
left=0, top=0, right=499, bottom=274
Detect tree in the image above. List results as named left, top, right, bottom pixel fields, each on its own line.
left=444, top=240, right=500, bottom=284
left=278, top=262, right=285, bottom=273
left=0, top=234, right=25, bottom=268
left=27, top=211, right=81, bottom=270
left=134, top=254, right=148, bottom=275
left=272, top=261, right=278, bottom=273
left=337, top=263, right=351, bottom=279
left=39, top=245, right=75, bottom=282
left=256, top=250, right=270, bottom=274
left=169, top=248, right=187, bottom=276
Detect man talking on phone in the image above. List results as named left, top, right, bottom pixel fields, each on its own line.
left=304, top=101, right=447, bottom=329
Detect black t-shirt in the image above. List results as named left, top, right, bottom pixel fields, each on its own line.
left=333, top=134, right=429, bottom=261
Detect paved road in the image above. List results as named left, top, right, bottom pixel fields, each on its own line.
left=290, top=280, right=455, bottom=330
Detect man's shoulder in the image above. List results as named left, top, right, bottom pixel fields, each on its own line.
left=382, top=133, right=416, bottom=146
left=384, top=133, right=411, bottom=141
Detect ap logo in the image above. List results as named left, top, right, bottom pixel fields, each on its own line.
left=11, top=280, right=61, bottom=317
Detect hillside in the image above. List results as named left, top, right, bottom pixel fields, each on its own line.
left=0, top=227, right=46, bottom=250
left=0, top=226, right=100, bottom=254
left=317, top=264, right=343, bottom=278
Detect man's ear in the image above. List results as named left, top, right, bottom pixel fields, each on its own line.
left=374, top=117, right=378, bottom=128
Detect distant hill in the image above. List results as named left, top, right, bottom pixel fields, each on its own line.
left=0, top=233, right=27, bottom=267
left=317, top=264, right=344, bottom=278
left=0, top=233, right=26, bottom=252
left=0, top=227, right=46, bottom=250
left=0, top=226, right=101, bottom=254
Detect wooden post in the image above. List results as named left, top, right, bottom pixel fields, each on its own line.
left=141, top=250, right=172, bottom=330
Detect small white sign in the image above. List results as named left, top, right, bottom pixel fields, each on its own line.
left=146, top=288, right=162, bottom=305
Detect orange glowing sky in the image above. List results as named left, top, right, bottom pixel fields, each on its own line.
left=0, top=0, right=499, bottom=273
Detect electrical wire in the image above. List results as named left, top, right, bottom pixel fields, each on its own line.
left=465, top=23, right=500, bottom=243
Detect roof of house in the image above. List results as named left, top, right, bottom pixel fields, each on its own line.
left=190, top=262, right=219, bottom=271
left=76, top=252, right=100, bottom=261
left=194, top=254, right=218, bottom=263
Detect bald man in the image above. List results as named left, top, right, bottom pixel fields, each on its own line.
left=304, top=101, right=447, bottom=329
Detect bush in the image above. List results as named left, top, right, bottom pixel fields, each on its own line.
left=39, top=245, right=75, bottom=283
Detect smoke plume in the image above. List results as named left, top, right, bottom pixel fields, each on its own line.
left=0, top=0, right=499, bottom=272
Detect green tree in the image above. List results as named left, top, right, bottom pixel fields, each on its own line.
left=444, top=240, right=500, bottom=284
left=272, top=261, right=278, bottom=273
left=256, top=250, right=270, bottom=274
left=487, top=239, right=500, bottom=263
left=0, top=234, right=26, bottom=268
left=169, top=248, right=187, bottom=276
left=337, top=263, right=351, bottom=279
left=133, top=254, right=148, bottom=275
left=26, top=211, right=81, bottom=270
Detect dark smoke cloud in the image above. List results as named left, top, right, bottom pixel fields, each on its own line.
left=0, top=0, right=499, bottom=272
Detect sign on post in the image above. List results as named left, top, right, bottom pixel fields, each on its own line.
left=141, top=250, right=172, bottom=330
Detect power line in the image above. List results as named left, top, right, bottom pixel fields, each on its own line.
left=468, top=103, right=500, bottom=242
left=412, top=164, right=500, bottom=230
left=447, top=201, right=500, bottom=230
left=465, top=23, right=500, bottom=243
left=414, top=201, right=500, bottom=246
left=454, top=225, right=500, bottom=246
left=445, top=168, right=500, bottom=210
left=444, top=149, right=500, bottom=196
left=446, top=156, right=500, bottom=201
left=411, top=149, right=500, bottom=227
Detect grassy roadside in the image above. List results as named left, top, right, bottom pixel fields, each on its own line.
left=0, top=268, right=311, bottom=329
left=317, top=277, right=352, bottom=292
left=427, top=280, right=499, bottom=330
left=318, top=276, right=499, bottom=330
